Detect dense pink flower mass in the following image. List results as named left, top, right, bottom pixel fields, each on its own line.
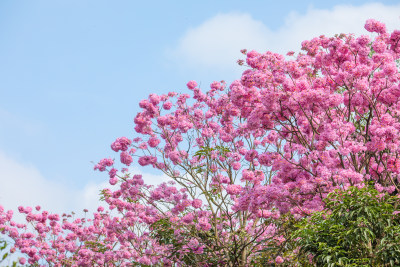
left=2, top=19, right=400, bottom=265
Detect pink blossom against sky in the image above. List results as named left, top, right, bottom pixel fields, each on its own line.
left=1, top=0, right=400, bottom=216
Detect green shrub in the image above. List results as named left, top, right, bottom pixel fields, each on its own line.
left=294, top=185, right=400, bottom=266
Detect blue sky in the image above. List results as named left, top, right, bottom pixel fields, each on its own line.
left=1, top=0, right=400, bottom=217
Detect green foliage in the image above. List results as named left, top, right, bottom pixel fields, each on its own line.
left=84, top=240, right=108, bottom=253
left=150, top=217, right=236, bottom=266
left=250, top=213, right=314, bottom=266
left=0, top=236, right=18, bottom=267
left=150, top=218, right=202, bottom=266
left=293, top=185, right=400, bottom=266
left=193, top=145, right=231, bottom=175
left=194, top=145, right=231, bottom=159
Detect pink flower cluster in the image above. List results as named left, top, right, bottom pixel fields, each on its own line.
left=111, top=137, right=132, bottom=152
left=3, top=19, right=400, bottom=265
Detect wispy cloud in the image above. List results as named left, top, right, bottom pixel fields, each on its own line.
left=0, top=151, right=86, bottom=222
left=170, top=3, right=400, bottom=76
left=0, top=151, right=170, bottom=223
left=171, top=13, right=270, bottom=74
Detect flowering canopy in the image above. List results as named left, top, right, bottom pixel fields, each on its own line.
left=1, top=19, right=400, bottom=266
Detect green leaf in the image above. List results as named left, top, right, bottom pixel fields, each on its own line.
left=2, top=252, right=8, bottom=260
left=293, top=185, right=400, bottom=266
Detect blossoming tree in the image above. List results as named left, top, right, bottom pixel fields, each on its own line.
left=1, top=19, right=400, bottom=266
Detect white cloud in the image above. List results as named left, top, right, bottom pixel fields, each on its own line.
left=171, top=3, right=400, bottom=76
left=0, top=151, right=170, bottom=224
left=278, top=3, right=400, bottom=53
left=81, top=180, right=110, bottom=211
left=172, top=13, right=271, bottom=72
left=0, top=151, right=89, bottom=223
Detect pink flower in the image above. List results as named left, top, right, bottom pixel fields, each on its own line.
left=210, top=81, right=223, bottom=91
left=372, top=40, right=386, bottom=53
left=94, top=158, right=114, bottom=171
left=168, top=150, right=181, bottom=164
left=241, top=169, right=255, bottom=182
left=197, top=217, right=211, bottom=231
left=138, top=156, right=157, bottom=166
left=138, top=256, right=151, bottom=265
left=109, top=177, right=118, bottom=185
left=106, top=168, right=117, bottom=179
left=186, top=80, right=197, bottom=90
left=19, top=258, right=26, bottom=265
left=139, top=142, right=148, bottom=149
left=245, top=149, right=258, bottom=161
left=187, top=238, right=200, bottom=250
left=232, top=161, right=241, bottom=170
left=148, top=137, right=160, bottom=147
left=163, top=101, right=173, bottom=110
left=120, top=151, right=133, bottom=166
left=258, top=209, right=272, bottom=218
left=182, top=213, right=194, bottom=223
left=364, top=19, right=386, bottom=34
left=149, top=93, right=161, bottom=105
left=375, top=183, right=384, bottom=192
left=226, top=184, right=242, bottom=195
left=267, top=131, right=278, bottom=142
left=275, top=256, right=284, bottom=264
left=111, top=137, right=132, bottom=152
left=192, top=199, right=202, bottom=209
left=386, top=186, right=396, bottom=194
